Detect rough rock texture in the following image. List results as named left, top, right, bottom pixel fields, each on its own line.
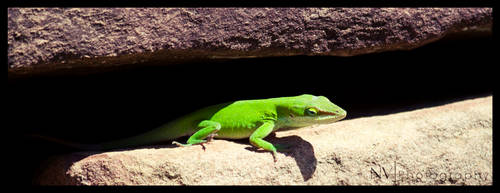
left=8, top=8, right=492, bottom=76
left=35, top=96, right=492, bottom=185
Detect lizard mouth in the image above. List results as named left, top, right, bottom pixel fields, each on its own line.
left=317, top=110, right=347, bottom=121
left=319, top=110, right=337, bottom=116
left=319, top=110, right=346, bottom=117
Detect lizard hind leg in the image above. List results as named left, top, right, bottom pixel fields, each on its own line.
left=172, top=120, right=221, bottom=149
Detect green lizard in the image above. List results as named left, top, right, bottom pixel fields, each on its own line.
left=35, top=94, right=346, bottom=162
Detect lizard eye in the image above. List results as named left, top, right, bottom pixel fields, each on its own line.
left=305, top=108, right=318, bottom=116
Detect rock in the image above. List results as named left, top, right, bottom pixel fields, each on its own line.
left=35, top=96, right=492, bottom=185
left=8, top=8, right=492, bottom=77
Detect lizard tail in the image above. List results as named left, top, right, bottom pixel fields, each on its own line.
left=29, top=134, right=102, bottom=150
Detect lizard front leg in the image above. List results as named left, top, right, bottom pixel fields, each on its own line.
left=249, top=120, right=279, bottom=162
left=172, top=120, right=221, bottom=149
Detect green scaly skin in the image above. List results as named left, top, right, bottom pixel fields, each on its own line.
left=42, top=94, right=347, bottom=162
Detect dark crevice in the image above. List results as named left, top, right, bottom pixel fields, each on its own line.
left=9, top=33, right=493, bottom=186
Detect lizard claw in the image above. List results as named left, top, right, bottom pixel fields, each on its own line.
left=206, top=133, right=218, bottom=142
left=200, top=134, right=218, bottom=151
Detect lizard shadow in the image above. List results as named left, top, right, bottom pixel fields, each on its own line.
left=234, top=133, right=317, bottom=181
left=33, top=134, right=317, bottom=183
left=156, top=134, right=318, bottom=181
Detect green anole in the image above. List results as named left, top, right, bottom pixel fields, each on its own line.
left=34, top=94, right=347, bottom=162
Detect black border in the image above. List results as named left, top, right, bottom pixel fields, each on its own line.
left=5, top=0, right=496, bottom=191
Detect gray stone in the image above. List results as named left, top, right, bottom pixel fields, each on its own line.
left=8, top=8, right=492, bottom=76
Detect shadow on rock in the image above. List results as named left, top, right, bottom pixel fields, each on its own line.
left=241, top=133, right=317, bottom=181
left=138, top=133, right=318, bottom=181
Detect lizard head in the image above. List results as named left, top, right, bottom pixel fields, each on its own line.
left=276, top=94, right=347, bottom=128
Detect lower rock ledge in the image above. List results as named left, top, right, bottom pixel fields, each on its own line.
left=35, top=96, right=492, bottom=185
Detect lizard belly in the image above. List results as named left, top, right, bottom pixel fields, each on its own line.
left=215, top=124, right=257, bottom=139
left=207, top=101, right=272, bottom=139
